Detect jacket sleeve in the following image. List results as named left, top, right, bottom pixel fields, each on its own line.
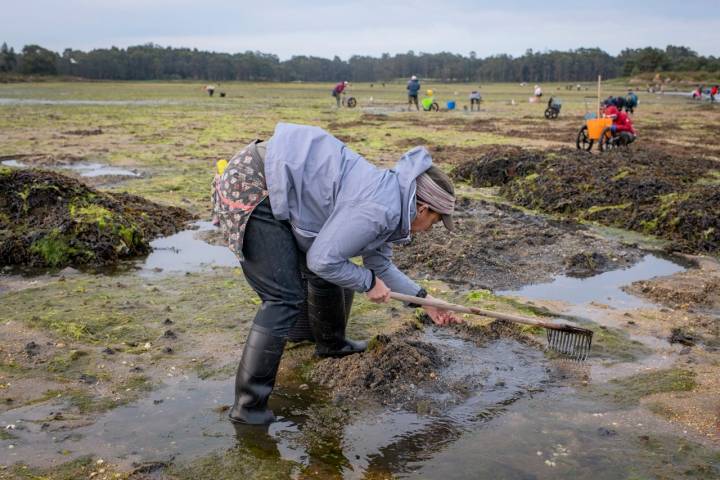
left=362, top=243, right=421, bottom=296
left=306, top=201, right=396, bottom=292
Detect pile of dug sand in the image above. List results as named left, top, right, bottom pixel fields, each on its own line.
left=309, top=324, right=446, bottom=407
left=309, top=320, right=540, bottom=410
left=0, top=168, right=194, bottom=268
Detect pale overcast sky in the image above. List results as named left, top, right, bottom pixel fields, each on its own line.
left=4, top=1, right=720, bottom=58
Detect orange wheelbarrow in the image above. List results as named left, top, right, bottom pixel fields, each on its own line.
left=576, top=117, right=613, bottom=151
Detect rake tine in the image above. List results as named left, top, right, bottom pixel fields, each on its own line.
left=564, top=336, right=572, bottom=357
left=577, top=333, right=591, bottom=361
left=565, top=333, right=574, bottom=356
left=561, top=331, right=571, bottom=355
left=572, top=333, right=581, bottom=357
left=555, top=331, right=564, bottom=354
left=550, top=329, right=590, bottom=361
left=547, top=327, right=593, bottom=362
left=547, top=329, right=557, bottom=352
left=576, top=336, right=586, bottom=361
left=577, top=334, right=588, bottom=361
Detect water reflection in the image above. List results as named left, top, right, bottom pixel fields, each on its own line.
left=497, top=254, right=685, bottom=308
left=1, top=159, right=139, bottom=177
left=138, top=221, right=239, bottom=275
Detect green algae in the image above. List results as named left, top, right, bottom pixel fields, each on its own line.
left=67, top=375, right=153, bottom=414
left=595, top=368, right=696, bottom=406
left=589, top=325, right=653, bottom=363
left=29, top=229, right=92, bottom=267
left=9, top=456, right=97, bottom=480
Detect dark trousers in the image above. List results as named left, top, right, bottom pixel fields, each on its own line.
left=240, top=198, right=342, bottom=337
left=408, top=94, right=419, bottom=110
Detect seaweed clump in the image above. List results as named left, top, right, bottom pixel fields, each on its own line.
left=0, top=168, right=194, bottom=268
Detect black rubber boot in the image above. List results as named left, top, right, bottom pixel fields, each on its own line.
left=229, top=325, right=286, bottom=425
left=308, top=281, right=367, bottom=358
left=286, top=278, right=313, bottom=343
left=287, top=284, right=355, bottom=344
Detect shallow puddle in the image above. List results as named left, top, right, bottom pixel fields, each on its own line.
left=497, top=254, right=686, bottom=309
left=136, top=221, right=239, bottom=276
left=1, top=159, right=139, bottom=177
left=61, top=162, right=139, bottom=177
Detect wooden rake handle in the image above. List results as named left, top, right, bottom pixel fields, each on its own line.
left=389, top=291, right=560, bottom=330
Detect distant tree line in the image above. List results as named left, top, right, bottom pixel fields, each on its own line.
left=1, top=42, right=719, bottom=82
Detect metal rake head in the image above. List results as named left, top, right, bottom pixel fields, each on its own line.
left=545, top=325, right=593, bottom=362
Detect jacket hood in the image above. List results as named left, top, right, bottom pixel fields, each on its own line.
left=390, top=146, right=432, bottom=241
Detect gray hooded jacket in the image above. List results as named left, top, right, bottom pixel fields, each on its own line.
left=265, top=123, right=430, bottom=295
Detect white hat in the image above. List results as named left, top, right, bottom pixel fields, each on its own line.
left=411, top=75, right=417, bottom=80
left=344, top=81, right=348, bottom=85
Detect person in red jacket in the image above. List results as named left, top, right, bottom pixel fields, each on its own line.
left=711, top=85, right=718, bottom=103
left=603, top=104, right=636, bottom=145
left=332, top=81, right=348, bottom=107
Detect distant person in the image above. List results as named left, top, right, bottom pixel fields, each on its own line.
left=605, top=95, right=626, bottom=111
left=206, top=85, right=216, bottom=97
left=710, top=85, right=718, bottom=103
left=469, top=90, right=481, bottom=111
left=534, top=84, right=543, bottom=97
left=692, top=85, right=703, bottom=100
left=422, top=89, right=436, bottom=111
left=332, top=81, right=349, bottom=107
left=603, top=104, right=636, bottom=145
left=407, top=75, right=421, bottom=111
left=625, top=89, right=638, bottom=113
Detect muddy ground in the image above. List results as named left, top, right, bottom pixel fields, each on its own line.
left=395, top=197, right=642, bottom=289
left=625, top=255, right=720, bottom=349
left=0, top=168, right=194, bottom=269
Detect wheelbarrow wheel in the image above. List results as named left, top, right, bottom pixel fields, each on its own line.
left=545, top=107, right=558, bottom=119
left=598, top=127, right=617, bottom=152
left=346, top=97, right=357, bottom=108
left=576, top=126, right=593, bottom=151
left=430, top=102, right=439, bottom=112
